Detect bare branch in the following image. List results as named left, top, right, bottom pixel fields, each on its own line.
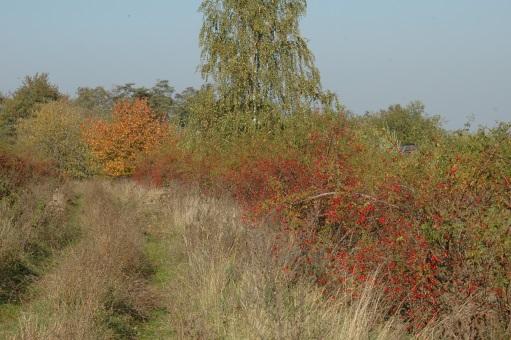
left=296, top=190, right=402, bottom=210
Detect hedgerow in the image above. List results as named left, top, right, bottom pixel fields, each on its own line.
left=134, top=113, right=511, bottom=334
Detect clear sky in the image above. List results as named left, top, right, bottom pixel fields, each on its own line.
left=1, top=0, right=510, bottom=129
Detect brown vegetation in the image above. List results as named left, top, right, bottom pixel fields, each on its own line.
left=152, top=184, right=404, bottom=339
left=1, top=181, right=158, bottom=339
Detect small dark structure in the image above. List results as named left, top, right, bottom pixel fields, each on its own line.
left=400, top=144, right=418, bottom=154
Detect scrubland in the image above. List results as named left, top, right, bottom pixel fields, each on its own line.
left=1, top=151, right=509, bottom=339
left=0, top=77, right=509, bottom=339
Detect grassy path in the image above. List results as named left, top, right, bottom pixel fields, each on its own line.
left=136, top=232, right=176, bottom=339
left=0, top=180, right=178, bottom=339
left=0, top=181, right=172, bottom=339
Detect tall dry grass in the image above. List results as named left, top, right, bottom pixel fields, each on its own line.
left=154, top=185, right=406, bottom=339
left=3, top=180, right=505, bottom=339
left=12, top=180, right=159, bottom=340
left=0, top=181, right=77, bottom=303
left=153, top=185, right=510, bottom=339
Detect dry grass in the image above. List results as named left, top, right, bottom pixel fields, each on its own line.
left=2, top=180, right=506, bottom=339
left=11, top=180, right=159, bottom=340
left=151, top=185, right=510, bottom=339
left=416, top=301, right=510, bottom=340
left=0, top=181, right=77, bottom=303
left=153, top=185, right=406, bottom=339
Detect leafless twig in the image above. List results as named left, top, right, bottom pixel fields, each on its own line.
left=297, top=190, right=402, bottom=210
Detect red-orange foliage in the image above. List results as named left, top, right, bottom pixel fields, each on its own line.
left=134, top=117, right=511, bottom=331
left=82, top=99, right=169, bottom=177
left=0, top=151, right=55, bottom=196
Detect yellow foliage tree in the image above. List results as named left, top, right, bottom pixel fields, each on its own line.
left=16, top=100, right=94, bottom=178
left=82, top=98, right=169, bottom=176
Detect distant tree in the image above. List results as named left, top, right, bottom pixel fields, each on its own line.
left=182, top=84, right=222, bottom=135
left=366, top=101, right=443, bottom=146
left=75, top=86, right=114, bottom=118
left=148, top=80, right=175, bottom=120
left=0, top=92, right=5, bottom=119
left=199, top=0, right=337, bottom=130
left=112, top=80, right=174, bottom=121
left=112, top=83, right=146, bottom=99
left=16, top=100, right=94, bottom=178
left=0, top=73, right=62, bottom=140
left=82, top=99, right=169, bottom=176
left=170, top=87, right=199, bottom=127
left=0, top=93, right=6, bottom=146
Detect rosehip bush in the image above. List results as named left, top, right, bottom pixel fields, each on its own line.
left=133, top=110, right=511, bottom=333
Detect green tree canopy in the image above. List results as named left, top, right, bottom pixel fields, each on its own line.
left=16, top=100, right=94, bottom=178
left=0, top=73, right=62, bottom=140
left=170, top=87, right=199, bottom=127
left=112, top=80, right=174, bottom=121
left=199, top=0, right=337, bottom=129
left=75, top=86, right=114, bottom=118
left=365, top=101, right=444, bottom=146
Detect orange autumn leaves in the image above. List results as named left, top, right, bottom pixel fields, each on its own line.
left=82, top=99, right=169, bottom=176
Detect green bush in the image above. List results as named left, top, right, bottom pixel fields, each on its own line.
left=358, top=101, right=444, bottom=147
left=15, top=100, right=95, bottom=178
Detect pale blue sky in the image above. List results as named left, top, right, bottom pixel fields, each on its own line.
left=1, top=0, right=510, bottom=128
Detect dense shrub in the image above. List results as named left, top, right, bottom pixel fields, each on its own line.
left=0, top=73, right=62, bottom=141
left=0, top=150, right=55, bottom=199
left=358, top=101, right=444, bottom=147
left=15, top=100, right=94, bottom=178
left=280, top=121, right=510, bottom=331
left=134, top=111, right=511, bottom=333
